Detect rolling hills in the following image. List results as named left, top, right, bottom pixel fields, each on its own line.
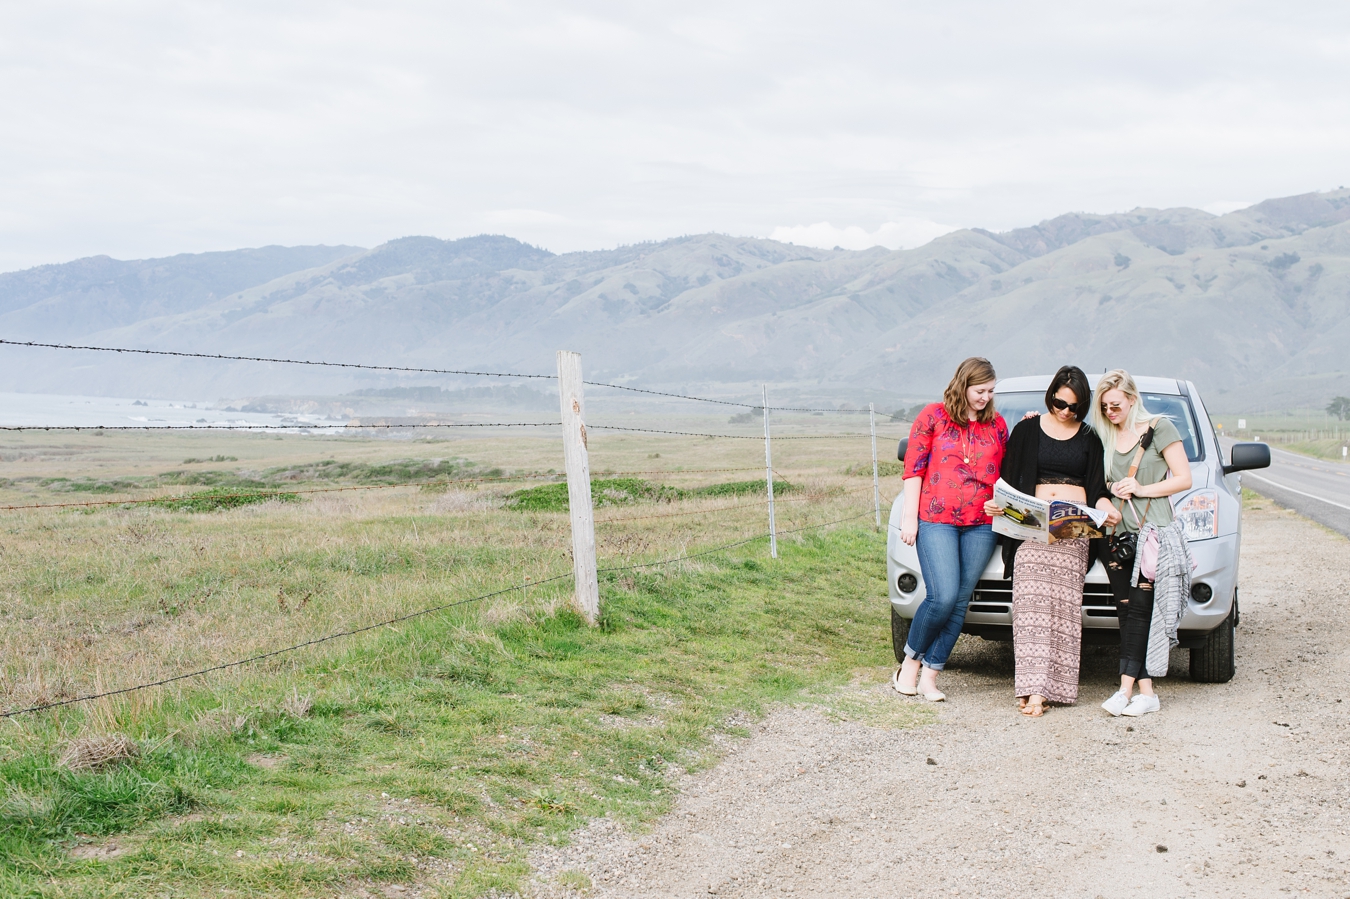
left=1, top=191, right=1348, bottom=411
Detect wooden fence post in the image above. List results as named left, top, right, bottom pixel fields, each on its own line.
left=557, top=351, right=599, bottom=624
left=870, top=402, right=881, bottom=531
left=763, top=384, right=777, bottom=559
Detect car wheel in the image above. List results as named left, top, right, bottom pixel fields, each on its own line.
left=890, top=605, right=910, bottom=665
left=1189, top=607, right=1235, bottom=683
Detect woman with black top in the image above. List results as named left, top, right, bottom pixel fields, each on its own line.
left=983, top=366, right=1120, bottom=717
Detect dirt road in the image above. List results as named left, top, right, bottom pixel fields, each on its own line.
left=529, top=495, right=1350, bottom=898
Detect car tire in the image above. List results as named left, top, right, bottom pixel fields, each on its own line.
left=890, top=605, right=910, bottom=665
left=1189, top=607, right=1235, bottom=683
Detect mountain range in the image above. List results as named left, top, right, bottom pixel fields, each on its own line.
left=2, top=190, right=1349, bottom=412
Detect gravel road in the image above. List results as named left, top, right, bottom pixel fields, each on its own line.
left=528, top=495, right=1350, bottom=898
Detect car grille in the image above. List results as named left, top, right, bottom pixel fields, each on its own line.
left=968, top=578, right=1117, bottom=616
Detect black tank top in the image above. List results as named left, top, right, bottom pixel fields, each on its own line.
left=1037, top=424, right=1089, bottom=487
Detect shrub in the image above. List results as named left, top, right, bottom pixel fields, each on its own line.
left=147, top=487, right=302, bottom=513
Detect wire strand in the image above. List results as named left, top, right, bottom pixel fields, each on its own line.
left=588, top=425, right=870, bottom=440
left=582, top=380, right=873, bottom=413
left=0, top=467, right=777, bottom=513
left=0, top=422, right=560, bottom=432
left=0, top=339, right=889, bottom=414
left=594, top=510, right=871, bottom=573
left=0, top=473, right=569, bottom=512
left=595, top=492, right=817, bottom=524
left=0, top=339, right=553, bottom=380
left=0, top=573, right=575, bottom=718
left=1, top=510, right=874, bottom=718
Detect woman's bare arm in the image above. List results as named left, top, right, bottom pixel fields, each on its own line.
left=1112, top=441, right=1192, bottom=500
left=1137, top=442, right=1192, bottom=498
left=900, top=476, right=921, bottom=545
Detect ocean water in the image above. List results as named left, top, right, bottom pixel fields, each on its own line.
left=0, top=392, right=346, bottom=431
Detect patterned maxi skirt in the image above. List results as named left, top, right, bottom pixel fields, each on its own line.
left=1012, top=537, right=1090, bottom=704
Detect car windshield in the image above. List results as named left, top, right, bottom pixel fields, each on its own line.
left=994, top=391, right=1203, bottom=462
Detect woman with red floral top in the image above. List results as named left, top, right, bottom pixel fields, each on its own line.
left=893, top=357, right=1009, bottom=701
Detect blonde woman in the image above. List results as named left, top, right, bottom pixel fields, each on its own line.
left=1091, top=369, right=1193, bottom=717
left=894, top=357, right=1009, bottom=701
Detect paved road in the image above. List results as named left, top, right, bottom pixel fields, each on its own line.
left=1224, top=439, right=1350, bottom=537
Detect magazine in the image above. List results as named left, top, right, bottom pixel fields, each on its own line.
left=990, top=478, right=1107, bottom=544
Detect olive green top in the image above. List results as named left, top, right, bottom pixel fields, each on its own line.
left=1106, top=417, right=1183, bottom=533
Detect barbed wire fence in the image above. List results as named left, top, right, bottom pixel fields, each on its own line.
left=0, top=339, right=907, bottom=719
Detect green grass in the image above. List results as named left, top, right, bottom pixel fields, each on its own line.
left=1276, top=438, right=1350, bottom=463
left=506, top=477, right=795, bottom=512
left=38, top=477, right=144, bottom=494
left=147, top=486, right=305, bottom=513
left=844, top=461, right=903, bottom=478
left=0, top=527, right=906, bottom=897
left=23, top=459, right=504, bottom=497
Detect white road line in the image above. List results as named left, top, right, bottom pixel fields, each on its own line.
left=1244, top=472, right=1350, bottom=512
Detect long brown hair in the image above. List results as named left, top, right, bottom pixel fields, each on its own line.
left=942, top=357, right=998, bottom=425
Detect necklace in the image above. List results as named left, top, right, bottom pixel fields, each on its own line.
left=961, top=422, right=975, bottom=464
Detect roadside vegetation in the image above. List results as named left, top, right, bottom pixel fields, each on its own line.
left=31, top=456, right=503, bottom=497
left=1215, top=410, right=1348, bottom=464
left=506, top=477, right=795, bottom=512
left=0, top=429, right=909, bottom=897
left=1275, top=437, right=1350, bottom=463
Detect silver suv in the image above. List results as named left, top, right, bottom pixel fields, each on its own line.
left=886, top=374, right=1271, bottom=683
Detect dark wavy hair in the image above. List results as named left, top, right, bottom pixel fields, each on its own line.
left=1045, top=365, right=1091, bottom=422
left=942, top=357, right=999, bottom=425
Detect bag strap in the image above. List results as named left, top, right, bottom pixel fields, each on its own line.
left=1109, top=419, right=1160, bottom=532
left=1125, top=419, right=1159, bottom=479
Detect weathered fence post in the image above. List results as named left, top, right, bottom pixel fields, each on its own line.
left=870, top=402, right=881, bottom=531
left=763, top=385, right=777, bottom=559
left=557, top=351, right=599, bottom=624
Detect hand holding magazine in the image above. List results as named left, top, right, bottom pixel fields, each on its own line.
left=990, top=478, right=1107, bottom=543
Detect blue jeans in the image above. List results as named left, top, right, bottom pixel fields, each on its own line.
left=905, top=520, right=998, bottom=671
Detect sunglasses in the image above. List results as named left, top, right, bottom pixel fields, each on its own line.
left=1047, top=397, right=1075, bottom=412
left=1100, top=401, right=1126, bottom=414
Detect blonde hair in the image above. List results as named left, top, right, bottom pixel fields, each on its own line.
left=942, top=357, right=998, bottom=425
left=1090, top=368, right=1154, bottom=461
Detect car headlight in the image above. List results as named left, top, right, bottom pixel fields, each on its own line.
left=1173, top=489, right=1219, bottom=541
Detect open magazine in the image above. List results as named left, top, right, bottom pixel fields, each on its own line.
left=990, top=478, right=1108, bottom=543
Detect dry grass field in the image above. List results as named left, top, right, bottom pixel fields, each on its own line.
left=0, top=415, right=908, bottom=897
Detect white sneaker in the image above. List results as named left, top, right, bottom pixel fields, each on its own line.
left=1101, top=691, right=1131, bottom=717
left=1121, top=694, right=1160, bottom=717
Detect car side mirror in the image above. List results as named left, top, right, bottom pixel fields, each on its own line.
left=896, top=437, right=908, bottom=462
left=1224, top=442, right=1270, bottom=474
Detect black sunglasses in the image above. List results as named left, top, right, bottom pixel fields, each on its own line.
left=1047, top=397, right=1075, bottom=412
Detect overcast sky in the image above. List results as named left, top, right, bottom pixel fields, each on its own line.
left=2, top=1, right=1349, bottom=270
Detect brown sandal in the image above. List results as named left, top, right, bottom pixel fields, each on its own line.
left=1020, top=697, right=1047, bottom=717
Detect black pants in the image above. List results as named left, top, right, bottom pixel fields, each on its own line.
left=1118, top=579, right=1155, bottom=680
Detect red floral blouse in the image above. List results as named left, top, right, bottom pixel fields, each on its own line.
left=903, top=402, right=1009, bottom=525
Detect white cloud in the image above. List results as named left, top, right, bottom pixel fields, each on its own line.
left=1202, top=201, right=1255, bottom=216
left=769, top=218, right=958, bottom=251
left=2, top=3, right=1350, bottom=268
left=484, top=208, right=570, bottom=226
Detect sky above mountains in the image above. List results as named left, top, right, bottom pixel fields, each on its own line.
left=3, top=2, right=1350, bottom=270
